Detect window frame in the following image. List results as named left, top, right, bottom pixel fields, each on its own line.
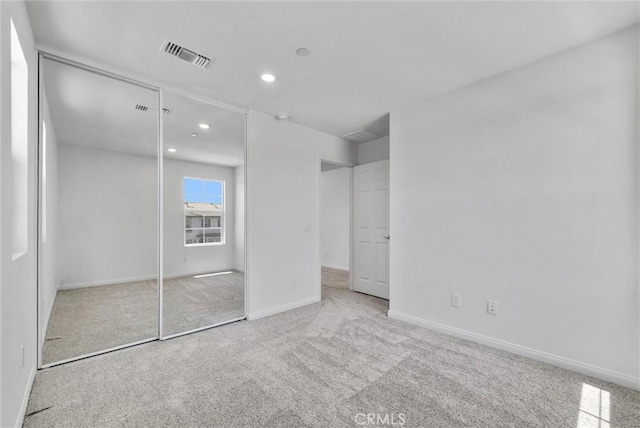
left=11, top=18, right=29, bottom=260
left=183, top=176, right=225, bottom=247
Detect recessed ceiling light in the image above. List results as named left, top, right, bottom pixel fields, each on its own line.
left=168, top=148, right=177, bottom=153
left=296, top=48, right=310, bottom=57
left=198, top=123, right=210, bottom=129
left=190, top=132, right=198, bottom=137
left=261, top=73, right=276, bottom=83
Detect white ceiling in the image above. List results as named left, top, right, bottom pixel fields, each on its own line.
left=42, top=57, right=245, bottom=166
left=28, top=1, right=639, bottom=138
left=163, top=92, right=245, bottom=166
left=43, top=58, right=157, bottom=157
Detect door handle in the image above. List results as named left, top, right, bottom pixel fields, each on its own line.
left=383, top=235, right=390, bottom=240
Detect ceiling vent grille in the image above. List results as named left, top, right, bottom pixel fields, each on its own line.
left=341, top=129, right=381, bottom=143
left=161, top=40, right=212, bottom=69
left=134, top=104, right=171, bottom=114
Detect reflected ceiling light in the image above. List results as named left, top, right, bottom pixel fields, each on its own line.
left=260, top=73, right=276, bottom=83
left=167, top=148, right=177, bottom=153
left=198, top=123, right=210, bottom=129
left=190, top=132, right=198, bottom=137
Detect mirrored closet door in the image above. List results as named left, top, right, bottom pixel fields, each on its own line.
left=39, top=57, right=159, bottom=365
left=161, top=93, right=245, bottom=338
left=38, top=55, right=247, bottom=366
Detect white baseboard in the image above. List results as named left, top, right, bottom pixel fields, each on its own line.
left=59, top=269, right=240, bottom=290
left=387, top=310, right=640, bottom=391
left=247, top=295, right=321, bottom=321
left=321, top=264, right=349, bottom=271
left=59, top=274, right=157, bottom=290
left=15, top=365, right=37, bottom=427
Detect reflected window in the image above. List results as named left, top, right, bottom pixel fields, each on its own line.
left=577, top=383, right=610, bottom=428
left=184, top=177, right=224, bottom=245
left=42, top=121, right=47, bottom=243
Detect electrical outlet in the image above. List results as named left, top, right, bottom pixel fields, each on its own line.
left=451, top=293, right=461, bottom=307
left=487, top=300, right=498, bottom=316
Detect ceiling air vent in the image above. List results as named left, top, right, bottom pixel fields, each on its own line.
left=161, top=40, right=212, bottom=69
left=341, top=129, right=381, bottom=143
left=134, top=104, right=171, bottom=114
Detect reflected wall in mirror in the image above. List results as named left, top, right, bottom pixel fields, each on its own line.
left=39, top=57, right=159, bottom=365
left=162, top=93, right=245, bottom=337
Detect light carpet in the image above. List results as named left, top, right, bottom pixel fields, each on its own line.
left=27, top=282, right=640, bottom=427
left=43, top=271, right=244, bottom=364
left=321, top=267, right=350, bottom=290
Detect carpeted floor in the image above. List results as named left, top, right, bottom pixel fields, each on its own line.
left=163, top=271, right=245, bottom=337
left=321, top=266, right=350, bottom=290
left=43, top=271, right=244, bottom=364
left=27, top=276, right=640, bottom=427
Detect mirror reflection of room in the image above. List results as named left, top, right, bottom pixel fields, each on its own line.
left=40, top=58, right=159, bottom=365
left=161, top=93, right=245, bottom=338
left=38, top=59, right=246, bottom=366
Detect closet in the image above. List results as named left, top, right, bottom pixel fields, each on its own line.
left=38, top=54, right=246, bottom=366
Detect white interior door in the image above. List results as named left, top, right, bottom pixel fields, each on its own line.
left=353, top=160, right=389, bottom=299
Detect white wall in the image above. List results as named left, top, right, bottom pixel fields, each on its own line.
left=246, top=111, right=356, bottom=319
left=57, top=145, right=237, bottom=287
left=389, top=26, right=639, bottom=389
left=57, top=145, right=158, bottom=287
left=234, top=165, right=245, bottom=272
left=358, top=135, right=389, bottom=164
left=321, top=167, right=350, bottom=271
left=0, top=1, right=38, bottom=426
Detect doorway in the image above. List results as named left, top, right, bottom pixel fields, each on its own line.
left=320, top=161, right=352, bottom=295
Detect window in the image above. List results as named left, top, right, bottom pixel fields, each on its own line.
left=11, top=19, right=28, bottom=259
left=184, top=177, right=224, bottom=245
